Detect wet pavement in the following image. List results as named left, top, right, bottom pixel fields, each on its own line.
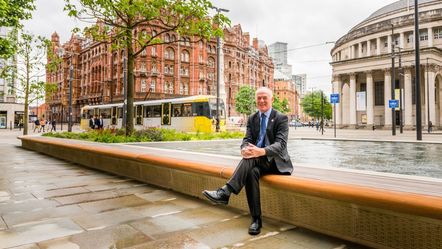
left=0, top=130, right=368, bottom=249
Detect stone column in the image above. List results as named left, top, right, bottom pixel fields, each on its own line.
left=358, top=43, right=363, bottom=57
left=342, top=82, right=350, bottom=126
left=428, top=28, right=433, bottom=47
left=400, top=32, right=405, bottom=49
left=404, top=67, right=413, bottom=127
left=350, top=73, right=357, bottom=126
left=384, top=70, right=392, bottom=126
left=351, top=45, right=355, bottom=59
left=367, top=40, right=371, bottom=56
left=366, top=71, right=374, bottom=125
left=424, top=68, right=436, bottom=126
left=376, top=38, right=381, bottom=55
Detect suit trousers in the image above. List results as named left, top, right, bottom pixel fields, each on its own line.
left=227, top=157, right=281, bottom=217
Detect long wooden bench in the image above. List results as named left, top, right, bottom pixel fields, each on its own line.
left=20, top=136, right=442, bottom=249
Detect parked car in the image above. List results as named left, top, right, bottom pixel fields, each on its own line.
left=289, top=120, right=303, bottom=127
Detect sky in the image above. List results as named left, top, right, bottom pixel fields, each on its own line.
left=23, top=0, right=398, bottom=95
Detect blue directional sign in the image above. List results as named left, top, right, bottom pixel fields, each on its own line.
left=389, top=100, right=399, bottom=109
left=330, top=93, right=340, bottom=104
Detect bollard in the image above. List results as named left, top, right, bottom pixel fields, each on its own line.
left=10, top=121, right=12, bottom=130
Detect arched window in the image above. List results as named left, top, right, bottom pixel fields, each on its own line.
left=208, top=57, right=215, bottom=68
left=165, top=33, right=170, bottom=42
left=181, top=50, right=189, bottom=62
left=165, top=47, right=175, bottom=60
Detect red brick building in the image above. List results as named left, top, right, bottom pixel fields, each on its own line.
left=274, top=80, right=299, bottom=119
left=46, top=24, right=274, bottom=122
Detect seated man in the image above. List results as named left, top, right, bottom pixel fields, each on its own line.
left=203, top=87, right=293, bottom=235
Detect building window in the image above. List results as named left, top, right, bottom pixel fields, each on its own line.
left=434, top=27, right=442, bottom=39
left=179, top=83, right=184, bottom=94
left=141, top=62, right=146, bottom=72
left=181, top=50, right=189, bottom=62
left=152, top=46, right=157, bottom=56
left=150, top=79, right=156, bottom=92
left=375, top=81, right=384, bottom=106
left=360, top=83, right=366, bottom=92
left=208, top=57, right=215, bottom=68
left=165, top=33, right=170, bottom=42
left=141, top=79, right=146, bottom=92
left=165, top=47, right=174, bottom=60
left=407, top=33, right=414, bottom=43
left=420, top=30, right=428, bottom=41
left=164, top=82, right=169, bottom=93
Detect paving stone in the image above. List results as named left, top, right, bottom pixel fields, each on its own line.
left=78, top=195, right=151, bottom=213
left=134, top=189, right=180, bottom=202
left=0, top=199, right=59, bottom=216
left=0, top=218, right=83, bottom=248
left=38, top=224, right=151, bottom=249
left=123, top=234, right=210, bottom=249
left=3, top=205, right=84, bottom=227
left=32, top=187, right=91, bottom=199
left=7, top=244, right=41, bottom=249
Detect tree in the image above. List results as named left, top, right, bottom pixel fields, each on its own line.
left=0, top=0, right=35, bottom=58
left=272, top=95, right=290, bottom=114
left=64, top=0, right=230, bottom=135
left=301, top=91, right=332, bottom=120
left=8, top=31, right=57, bottom=135
left=235, top=85, right=255, bottom=116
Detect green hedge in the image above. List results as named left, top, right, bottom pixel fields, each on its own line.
left=42, top=127, right=244, bottom=143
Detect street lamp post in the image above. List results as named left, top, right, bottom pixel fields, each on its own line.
left=68, top=63, right=73, bottom=132
left=321, top=90, right=324, bottom=135
left=398, top=47, right=404, bottom=134
left=212, top=6, right=229, bottom=132
left=426, top=57, right=430, bottom=133
left=414, top=0, right=422, bottom=140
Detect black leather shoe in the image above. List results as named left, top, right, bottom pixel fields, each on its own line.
left=248, top=217, right=262, bottom=235
left=202, top=188, right=230, bottom=205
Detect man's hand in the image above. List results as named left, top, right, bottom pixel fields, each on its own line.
left=241, top=143, right=266, bottom=159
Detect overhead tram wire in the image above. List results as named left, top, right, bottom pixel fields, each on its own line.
left=270, top=41, right=336, bottom=54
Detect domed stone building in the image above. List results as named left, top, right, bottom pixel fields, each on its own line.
left=331, top=0, right=442, bottom=129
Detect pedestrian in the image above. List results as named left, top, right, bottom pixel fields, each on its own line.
left=203, top=87, right=293, bottom=236
left=89, top=115, right=95, bottom=130
left=50, top=119, right=56, bottom=132
left=94, top=115, right=100, bottom=130
left=429, top=120, right=433, bottom=133
left=39, top=118, right=46, bottom=132
left=98, top=115, right=104, bottom=129
left=33, top=118, right=40, bottom=133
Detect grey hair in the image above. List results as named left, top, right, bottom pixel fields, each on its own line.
left=255, top=87, right=273, bottom=98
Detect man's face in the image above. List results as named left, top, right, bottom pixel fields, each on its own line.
left=256, top=92, right=273, bottom=113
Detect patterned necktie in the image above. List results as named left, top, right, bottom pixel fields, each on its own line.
left=258, top=113, right=267, bottom=148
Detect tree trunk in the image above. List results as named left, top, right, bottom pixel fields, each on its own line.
left=125, top=30, right=135, bottom=136
left=23, top=55, right=30, bottom=135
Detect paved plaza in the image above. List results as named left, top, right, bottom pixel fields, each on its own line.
left=0, top=130, right=370, bottom=249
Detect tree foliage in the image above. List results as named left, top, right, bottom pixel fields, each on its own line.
left=0, top=0, right=35, bottom=58
left=301, top=91, right=332, bottom=120
left=235, top=85, right=255, bottom=116
left=64, top=0, right=230, bottom=135
left=7, top=31, right=57, bottom=135
left=272, top=95, right=290, bottom=114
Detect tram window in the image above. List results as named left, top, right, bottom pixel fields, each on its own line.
left=100, top=108, right=111, bottom=118
left=87, top=110, right=94, bottom=118
left=183, top=104, right=192, bottom=117
left=153, top=106, right=161, bottom=117
left=144, top=106, right=161, bottom=117
left=192, top=102, right=210, bottom=117
left=172, top=104, right=183, bottom=117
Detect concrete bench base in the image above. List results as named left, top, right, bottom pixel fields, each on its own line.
left=20, top=136, right=442, bottom=249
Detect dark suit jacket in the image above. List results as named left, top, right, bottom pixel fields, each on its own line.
left=241, top=109, right=293, bottom=174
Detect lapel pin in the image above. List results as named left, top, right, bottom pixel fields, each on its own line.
left=271, top=119, right=274, bottom=122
